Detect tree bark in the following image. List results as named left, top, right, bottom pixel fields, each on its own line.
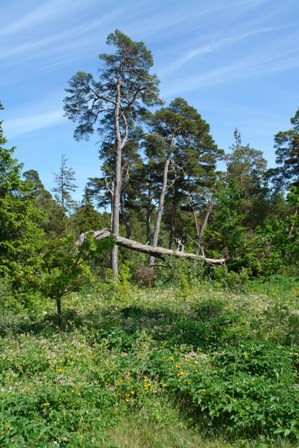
left=149, top=151, right=172, bottom=267
left=199, top=202, right=213, bottom=241
left=146, top=180, right=153, bottom=244
left=56, top=297, right=62, bottom=327
left=77, top=230, right=225, bottom=265
left=111, top=73, right=127, bottom=276
left=168, top=185, right=178, bottom=249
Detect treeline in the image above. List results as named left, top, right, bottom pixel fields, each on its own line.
left=0, top=31, right=298, bottom=315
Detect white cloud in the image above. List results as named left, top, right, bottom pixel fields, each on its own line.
left=161, top=44, right=299, bottom=98
left=5, top=110, right=65, bottom=137
left=159, top=27, right=278, bottom=78
left=0, top=0, right=104, bottom=36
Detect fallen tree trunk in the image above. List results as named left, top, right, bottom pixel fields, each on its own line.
left=77, top=230, right=225, bottom=266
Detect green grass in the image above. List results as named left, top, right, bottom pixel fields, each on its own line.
left=0, top=278, right=298, bottom=447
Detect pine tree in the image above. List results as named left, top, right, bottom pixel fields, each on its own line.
left=272, top=108, right=299, bottom=189
left=64, top=30, right=161, bottom=275
left=52, top=154, right=77, bottom=214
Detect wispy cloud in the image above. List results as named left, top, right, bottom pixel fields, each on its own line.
left=0, top=11, right=122, bottom=63
left=5, top=110, right=65, bottom=137
left=0, top=0, right=103, bottom=36
left=1, top=0, right=70, bottom=36
left=161, top=43, right=299, bottom=98
left=159, top=27, right=278, bottom=78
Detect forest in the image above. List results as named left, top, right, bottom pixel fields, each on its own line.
left=0, top=30, right=298, bottom=447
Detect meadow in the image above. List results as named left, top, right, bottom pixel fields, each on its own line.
left=0, top=274, right=298, bottom=447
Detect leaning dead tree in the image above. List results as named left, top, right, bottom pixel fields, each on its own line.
left=77, top=230, right=225, bottom=266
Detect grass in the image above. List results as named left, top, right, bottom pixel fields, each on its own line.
left=0, top=277, right=298, bottom=447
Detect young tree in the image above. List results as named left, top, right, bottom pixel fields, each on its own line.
left=64, top=30, right=161, bottom=276
left=52, top=154, right=77, bottom=214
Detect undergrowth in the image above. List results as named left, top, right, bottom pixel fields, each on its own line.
left=0, top=277, right=298, bottom=447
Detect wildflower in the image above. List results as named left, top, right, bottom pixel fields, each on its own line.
left=144, top=382, right=151, bottom=391
left=162, top=383, right=168, bottom=387
left=169, top=356, right=174, bottom=361
left=42, top=402, right=50, bottom=407
left=56, top=368, right=64, bottom=373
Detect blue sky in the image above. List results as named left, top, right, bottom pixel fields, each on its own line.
left=1, top=0, right=298, bottom=201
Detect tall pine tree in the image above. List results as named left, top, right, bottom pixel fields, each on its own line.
left=64, top=30, right=161, bottom=276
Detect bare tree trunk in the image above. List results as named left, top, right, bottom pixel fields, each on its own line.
left=168, top=188, right=177, bottom=249
left=146, top=180, right=153, bottom=244
left=111, top=74, right=128, bottom=276
left=149, top=152, right=172, bottom=267
left=77, top=230, right=225, bottom=265
left=111, top=159, right=121, bottom=275
left=111, top=152, right=121, bottom=275
left=199, top=202, right=213, bottom=241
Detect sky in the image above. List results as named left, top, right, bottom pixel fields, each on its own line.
left=1, top=0, right=298, bottom=201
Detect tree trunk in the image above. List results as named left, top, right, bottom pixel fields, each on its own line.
left=199, top=202, right=213, bottom=241
left=149, top=152, right=172, bottom=267
left=77, top=230, right=225, bottom=265
left=168, top=186, right=178, bottom=249
left=146, top=180, right=153, bottom=244
left=111, top=74, right=124, bottom=276
left=56, top=297, right=62, bottom=327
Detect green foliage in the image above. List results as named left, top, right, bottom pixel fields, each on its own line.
left=52, top=154, right=77, bottom=214
left=183, top=343, right=299, bottom=438
left=212, top=266, right=249, bottom=292
left=97, top=262, right=137, bottom=303
left=33, top=233, right=114, bottom=318
left=271, top=107, right=299, bottom=189
left=0, top=106, right=45, bottom=281
left=1, top=278, right=298, bottom=446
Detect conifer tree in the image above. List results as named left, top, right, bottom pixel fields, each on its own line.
left=0, top=103, right=44, bottom=279
left=272, top=107, right=299, bottom=189
left=64, top=30, right=161, bottom=275
left=52, top=154, right=77, bottom=214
